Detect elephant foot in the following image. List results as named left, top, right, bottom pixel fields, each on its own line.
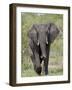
left=45, top=68, right=48, bottom=75
left=35, top=66, right=42, bottom=75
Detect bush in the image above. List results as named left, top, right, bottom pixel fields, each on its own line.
left=21, top=13, right=63, bottom=77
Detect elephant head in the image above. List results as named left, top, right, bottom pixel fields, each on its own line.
left=28, top=23, right=59, bottom=75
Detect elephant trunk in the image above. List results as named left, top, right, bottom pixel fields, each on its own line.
left=40, top=42, right=47, bottom=59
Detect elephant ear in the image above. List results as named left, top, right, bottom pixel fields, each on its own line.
left=28, top=24, right=39, bottom=45
left=48, top=23, right=59, bottom=43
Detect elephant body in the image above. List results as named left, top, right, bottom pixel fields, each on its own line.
left=28, top=23, right=59, bottom=75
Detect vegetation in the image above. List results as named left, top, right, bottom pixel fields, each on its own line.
left=21, top=13, right=63, bottom=77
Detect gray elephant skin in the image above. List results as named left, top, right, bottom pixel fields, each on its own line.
left=28, top=23, right=60, bottom=75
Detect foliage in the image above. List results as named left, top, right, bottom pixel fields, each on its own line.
left=21, top=13, right=63, bottom=77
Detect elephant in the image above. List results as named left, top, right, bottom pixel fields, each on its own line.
left=28, top=23, right=60, bottom=75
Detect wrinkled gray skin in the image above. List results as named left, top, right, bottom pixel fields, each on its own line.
left=28, top=23, right=59, bottom=75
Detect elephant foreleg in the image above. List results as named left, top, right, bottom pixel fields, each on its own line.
left=44, top=44, right=50, bottom=75
left=44, top=59, right=48, bottom=75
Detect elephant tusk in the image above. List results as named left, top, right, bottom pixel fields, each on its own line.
left=37, top=40, right=39, bottom=46
left=46, top=36, right=48, bottom=44
left=46, top=41, right=48, bottom=44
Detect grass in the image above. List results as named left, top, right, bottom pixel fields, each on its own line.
left=21, top=51, right=63, bottom=77
left=21, top=13, right=63, bottom=77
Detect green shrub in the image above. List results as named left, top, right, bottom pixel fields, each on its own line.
left=21, top=13, right=63, bottom=77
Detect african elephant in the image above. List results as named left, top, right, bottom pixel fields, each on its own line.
left=28, top=23, right=60, bottom=75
